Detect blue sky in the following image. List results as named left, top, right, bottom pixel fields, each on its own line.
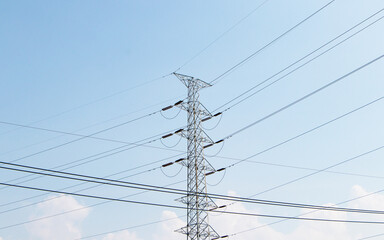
left=0, top=0, right=384, bottom=239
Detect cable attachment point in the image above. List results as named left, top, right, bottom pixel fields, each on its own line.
left=175, top=158, right=185, bottom=163
left=212, top=235, right=229, bottom=240
left=215, top=139, right=224, bottom=144
left=174, top=100, right=183, bottom=106
left=174, top=128, right=184, bottom=134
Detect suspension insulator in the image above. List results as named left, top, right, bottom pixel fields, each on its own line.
left=215, top=139, right=224, bottom=144
left=162, top=133, right=173, bottom=139
left=175, top=158, right=185, bottom=163
left=162, top=105, right=173, bottom=111
left=174, top=128, right=184, bottom=134
left=201, top=117, right=212, bottom=122
left=203, top=143, right=214, bottom=149
left=174, top=100, right=183, bottom=106
left=162, top=162, right=174, bottom=167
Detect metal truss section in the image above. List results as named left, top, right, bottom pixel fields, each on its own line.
left=175, top=101, right=212, bottom=118
left=174, top=73, right=219, bottom=240
left=176, top=224, right=220, bottom=240
left=174, top=127, right=214, bottom=144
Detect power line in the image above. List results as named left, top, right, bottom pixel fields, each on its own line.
left=0, top=99, right=185, bottom=146
left=230, top=181, right=384, bottom=238
left=1, top=181, right=384, bottom=232
left=78, top=214, right=186, bottom=240
left=80, top=184, right=384, bottom=240
left=175, top=0, right=271, bottom=72
left=0, top=153, right=185, bottom=214
left=0, top=73, right=173, bottom=137
left=0, top=179, right=185, bottom=231
left=4, top=94, right=381, bottom=212
left=212, top=144, right=384, bottom=238
left=5, top=19, right=381, bottom=195
left=0, top=100, right=189, bottom=190
left=0, top=95, right=183, bottom=158
left=3, top=58, right=380, bottom=225
left=358, top=232, right=384, bottom=240
left=247, top=144, right=384, bottom=198
left=210, top=95, right=384, bottom=173
left=3, top=91, right=383, bottom=221
left=2, top=161, right=384, bottom=216
left=210, top=0, right=336, bottom=84
left=212, top=8, right=384, bottom=112
left=0, top=128, right=175, bottom=192
left=222, top=54, right=383, bottom=140
left=2, top=99, right=185, bottom=165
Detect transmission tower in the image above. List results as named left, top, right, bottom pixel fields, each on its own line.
left=173, top=73, right=220, bottom=240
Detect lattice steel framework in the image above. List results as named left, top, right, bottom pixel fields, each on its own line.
left=173, top=73, right=219, bottom=240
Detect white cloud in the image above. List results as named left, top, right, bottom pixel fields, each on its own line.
left=351, top=185, right=384, bottom=211
left=286, top=206, right=351, bottom=240
left=102, top=230, right=142, bottom=240
left=26, top=194, right=90, bottom=240
left=152, top=210, right=185, bottom=240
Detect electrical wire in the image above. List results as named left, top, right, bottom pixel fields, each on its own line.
left=160, top=134, right=183, bottom=148
left=217, top=154, right=384, bottom=180
left=0, top=113, right=158, bottom=145
left=0, top=179, right=185, bottom=231
left=358, top=233, right=384, bottom=240
left=0, top=73, right=173, bottom=137
left=3, top=94, right=382, bottom=223
left=222, top=54, right=383, bottom=140
left=230, top=180, right=384, bottom=238
left=160, top=163, right=184, bottom=178
left=0, top=97, right=186, bottom=165
left=0, top=98, right=187, bottom=187
left=212, top=8, right=384, bottom=113
left=0, top=153, right=185, bottom=214
left=79, top=186, right=384, bottom=240
left=4, top=112, right=158, bottom=165
left=174, top=0, right=271, bottom=72
left=2, top=181, right=384, bottom=230
left=160, top=106, right=182, bottom=120
left=205, top=141, right=225, bottom=158
left=2, top=161, right=384, bottom=216
left=207, top=168, right=227, bottom=187
left=6, top=85, right=379, bottom=216
left=210, top=0, right=336, bottom=84
left=213, top=144, right=384, bottom=237
left=0, top=126, right=182, bottom=191
left=78, top=214, right=187, bottom=240
left=202, top=113, right=223, bottom=131
left=0, top=95, right=183, bottom=159
left=217, top=95, right=384, bottom=170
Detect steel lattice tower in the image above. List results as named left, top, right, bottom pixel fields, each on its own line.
left=173, top=73, right=219, bottom=240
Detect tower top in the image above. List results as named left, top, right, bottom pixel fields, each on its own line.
left=173, top=72, right=212, bottom=90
